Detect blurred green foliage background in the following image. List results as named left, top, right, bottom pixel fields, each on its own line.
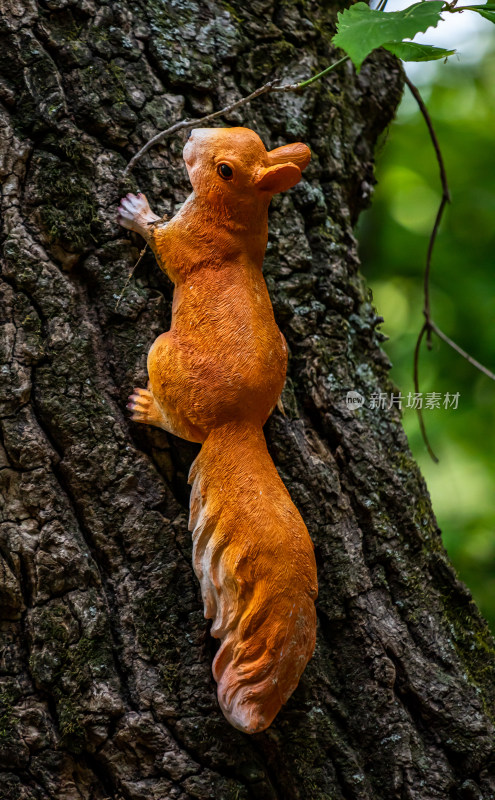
left=357, top=25, right=495, bottom=629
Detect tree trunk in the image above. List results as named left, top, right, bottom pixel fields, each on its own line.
left=1, top=0, right=494, bottom=798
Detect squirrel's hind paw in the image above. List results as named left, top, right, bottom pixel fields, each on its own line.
left=127, top=387, right=165, bottom=428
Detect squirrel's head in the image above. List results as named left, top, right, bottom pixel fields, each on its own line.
left=182, top=127, right=310, bottom=209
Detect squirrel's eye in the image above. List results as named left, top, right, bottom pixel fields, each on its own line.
left=218, top=163, right=233, bottom=180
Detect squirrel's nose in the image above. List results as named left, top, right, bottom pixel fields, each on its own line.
left=186, top=129, right=193, bottom=140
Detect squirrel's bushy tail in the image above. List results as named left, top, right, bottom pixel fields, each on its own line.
left=188, top=421, right=317, bottom=734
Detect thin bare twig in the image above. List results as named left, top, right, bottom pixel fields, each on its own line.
left=114, top=243, right=149, bottom=310
left=123, top=80, right=280, bottom=177
left=405, top=76, right=451, bottom=343
left=413, top=322, right=439, bottom=462
left=114, top=215, right=167, bottom=310
left=123, top=58, right=349, bottom=177
left=404, top=78, right=450, bottom=195
left=424, top=195, right=449, bottom=345
left=406, top=76, right=495, bottom=460
left=430, top=321, right=495, bottom=382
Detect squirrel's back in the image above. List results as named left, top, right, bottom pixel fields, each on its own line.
left=148, top=262, right=288, bottom=433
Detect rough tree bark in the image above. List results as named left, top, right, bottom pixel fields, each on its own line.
left=1, top=0, right=494, bottom=798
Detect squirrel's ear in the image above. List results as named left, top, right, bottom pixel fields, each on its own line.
left=255, top=163, right=302, bottom=194
left=267, top=142, right=311, bottom=171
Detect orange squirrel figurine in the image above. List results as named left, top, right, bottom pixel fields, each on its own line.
left=118, top=127, right=318, bottom=734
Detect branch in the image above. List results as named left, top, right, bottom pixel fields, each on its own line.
left=123, top=58, right=349, bottom=177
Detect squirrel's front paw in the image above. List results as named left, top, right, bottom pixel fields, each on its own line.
left=117, top=192, right=159, bottom=236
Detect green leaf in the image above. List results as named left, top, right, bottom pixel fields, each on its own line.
left=383, top=41, right=456, bottom=61
left=465, top=4, right=495, bottom=22
left=332, top=1, right=445, bottom=70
